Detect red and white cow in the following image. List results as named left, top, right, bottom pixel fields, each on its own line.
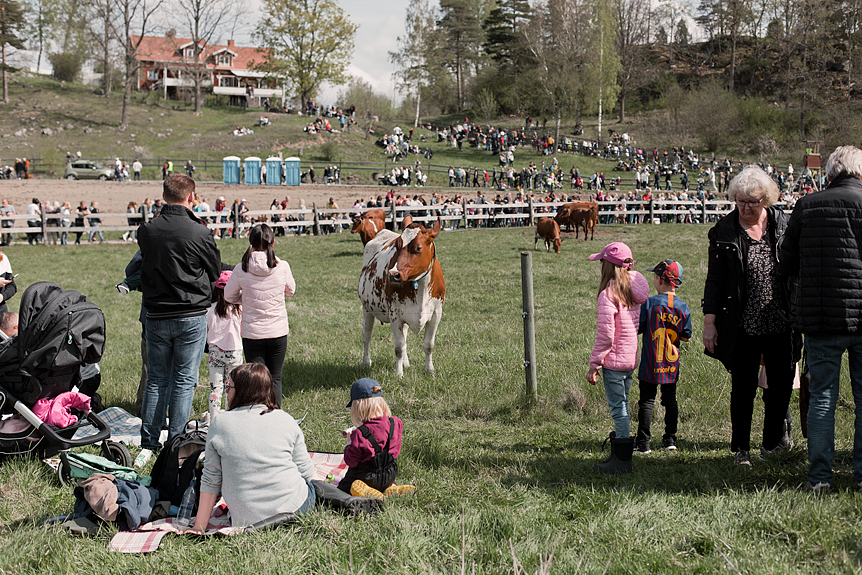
left=358, top=218, right=445, bottom=376
left=350, top=208, right=388, bottom=245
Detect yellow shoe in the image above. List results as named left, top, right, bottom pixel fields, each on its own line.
left=383, top=483, right=416, bottom=498
left=350, top=480, right=384, bottom=500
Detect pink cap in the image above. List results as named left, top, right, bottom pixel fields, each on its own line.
left=214, top=270, right=232, bottom=289
left=589, top=242, right=634, bottom=268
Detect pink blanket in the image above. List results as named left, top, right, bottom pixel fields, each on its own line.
left=33, top=392, right=91, bottom=427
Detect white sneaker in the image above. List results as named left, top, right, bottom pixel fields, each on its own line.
left=805, top=481, right=831, bottom=495
left=133, top=448, right=153, bottom=468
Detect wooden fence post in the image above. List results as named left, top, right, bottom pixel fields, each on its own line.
left=701, top=197, right=707, bottom=224
left=40, top=209, right=47, bottom=245
left=233, top=202, right=241, bottom=239
left=649, top=199, right=655, bottom=223
left=521, top=251, right=538, bottom=402
left=390, top=201, right=397, bottom=230
left=528, top=196, right=534, bottom=226
left=462, top=197, right=468, bottom=229
left=312, top=203, right=321, bottom=236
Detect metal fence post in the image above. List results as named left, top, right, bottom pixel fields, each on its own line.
left=521, top=251, right=538, bottom=402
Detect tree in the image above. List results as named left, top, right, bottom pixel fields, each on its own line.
left=89, top=0, right=115, bottom=97
left=115, top=0, right=162, bottom=128
left=255, top=0, right=357, bottom=112
left=24, top=0, right=54, bottom=74
left=0, top=0, right=25, bottom=104
left=483, top=0, right=533, bottom=112
left=676, top=18, right=690, bottom=44
left=437, top=0, right=485, bottom=112
left=176, top=0, right=237, bottom=115
left=389, top=0, right=442, bottom=125
left=615, top=0, right=651, bottom=121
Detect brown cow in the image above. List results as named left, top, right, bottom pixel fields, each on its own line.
left=534, top=217, right=562, bottom=253
left=554, top=201, right=598, bottom=240
left=350, top=208, right=387, bottom=245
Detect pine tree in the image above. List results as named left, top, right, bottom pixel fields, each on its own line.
left=0, top=0, right=26, bottom=104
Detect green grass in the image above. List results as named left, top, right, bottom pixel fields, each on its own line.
left=2, top=225, right=862, bottom=573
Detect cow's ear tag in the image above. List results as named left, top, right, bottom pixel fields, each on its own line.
left=413, top=280, right=418, bottom=289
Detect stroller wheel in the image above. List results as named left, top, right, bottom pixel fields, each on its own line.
left=58, top=454, right=72, bottom=487
left=101, top=441, right=132, bottom=467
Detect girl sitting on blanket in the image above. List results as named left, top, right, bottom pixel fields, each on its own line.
left=338, top=378, right=416, bottom=500
left=192, top=363, right=315, bottom=532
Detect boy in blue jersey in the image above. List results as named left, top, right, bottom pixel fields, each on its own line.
left=635, top=259, right=692, bottom=453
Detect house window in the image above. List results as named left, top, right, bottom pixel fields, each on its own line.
left=147, top=69, right=158, bottom=81
left=185, top=47, right=196, bottom=59
left=219, top=76, right=237, bottom=87
left=218, top=54, right=232, bottom=66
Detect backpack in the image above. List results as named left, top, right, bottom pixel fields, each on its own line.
left=358, top=417, right=397, bottom=492
left=149, top=427, right=207, bottom=511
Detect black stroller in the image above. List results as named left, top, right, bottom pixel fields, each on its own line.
left=0, top=282, right=131, bottom=481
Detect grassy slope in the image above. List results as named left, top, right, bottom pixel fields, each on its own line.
left=1, top=225, right=860, bottom=574
left=2, top=75, right=689, bottom=188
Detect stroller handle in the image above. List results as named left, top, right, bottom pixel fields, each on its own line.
left=37, top=409, right=112, bottom=449
left=0, top=387, right=112, bottom=449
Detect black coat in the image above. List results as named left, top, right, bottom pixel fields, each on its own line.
left=702, top=205, right=796, bottom=370
left=137, top=204, right=221, bottom=320
left=779, top=174, right=862, bottom=335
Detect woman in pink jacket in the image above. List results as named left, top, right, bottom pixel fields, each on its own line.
left=224, top=224, right=296, bottom=406
left=586, top=242, right=649, bottom=474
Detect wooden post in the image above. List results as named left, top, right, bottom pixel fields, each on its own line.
left=390, top=201, right=397, bottom=230
left=649, top=199, right=655, bottom=223
left=462, top=196, right=468, bottom=229
left=521, top=251, right=538, bottom=402
left=312, top=203, right=321, bottom=236
left=701, top=197, right=707, bottom=224
left=528, top=196, right=534, bottom=226
left=233, top=202, right=241, bottom=239
left=40, top=208, right=47, bottom=245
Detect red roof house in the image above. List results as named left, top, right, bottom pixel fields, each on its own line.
left=131, top=34, right=283, bottom=106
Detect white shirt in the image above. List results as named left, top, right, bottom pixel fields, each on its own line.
left=132, top=161, right=142, bottom=172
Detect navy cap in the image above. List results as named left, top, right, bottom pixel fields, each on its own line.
left=346, top=378, right=383, bottom=408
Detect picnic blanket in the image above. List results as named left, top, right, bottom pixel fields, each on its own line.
left=108, top=451, right=347, bottom=553
left=72, top=407, right=168, bottom=447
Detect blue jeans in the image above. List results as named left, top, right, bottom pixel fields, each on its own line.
left=296, top=481, right=316, bottom=515
left=603, top=368, right=633, bottom=438
left=806, top=334, right=862, bottom=485
left=141, top=315, right=207, bottom=450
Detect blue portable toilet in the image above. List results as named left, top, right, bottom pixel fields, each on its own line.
left=244, top=156, right=261, bottom=185
left=285, top=157, right=301, bottom=186
left=266, top=157, right=282, bottom=186
left=223, top=156, right=240, bottom=185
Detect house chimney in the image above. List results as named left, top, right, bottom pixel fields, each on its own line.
left=228, top=39, right=235, bottom=48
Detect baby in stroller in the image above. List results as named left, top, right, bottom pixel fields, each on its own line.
left=0, top=282, right=121, bottom=468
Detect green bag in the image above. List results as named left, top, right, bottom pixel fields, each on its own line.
left=64, top=452, right=151, bottom=486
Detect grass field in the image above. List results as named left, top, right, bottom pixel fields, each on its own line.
left=1, top=223, right=861, bottom=574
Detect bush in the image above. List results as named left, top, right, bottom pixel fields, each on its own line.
left=48, top=52, right=84, bottom=83
left=319, top=141, right=339, bottom=161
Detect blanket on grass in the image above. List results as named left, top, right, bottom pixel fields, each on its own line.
left=108, top=451, right=347, bottom=553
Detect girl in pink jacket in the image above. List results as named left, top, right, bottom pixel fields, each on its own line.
left=224, top=224, right=296, bottom=407
left=586, top=242, right=649, bottom=474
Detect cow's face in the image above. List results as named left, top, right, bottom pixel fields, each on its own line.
left=388, top=219, right=441, bottom=283
left=552, top=238, right=562, bottom=253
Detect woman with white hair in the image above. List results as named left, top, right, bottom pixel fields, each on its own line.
left=702, top=166, right=799, bottom=466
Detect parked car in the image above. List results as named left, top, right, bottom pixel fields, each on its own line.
left=64, top=161, right=114, bottom=181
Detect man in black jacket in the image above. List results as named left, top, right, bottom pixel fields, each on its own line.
left=780, top=145, right=862, bottom=494
left=136, top=175, right=220, bottom=461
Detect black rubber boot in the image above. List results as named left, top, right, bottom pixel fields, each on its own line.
left=597, top=431, right=616, bottom=464
left=593, top=436, right=634, bottom=475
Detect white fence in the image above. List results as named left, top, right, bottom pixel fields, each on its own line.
left=0, top=199, right=789, bottom=243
